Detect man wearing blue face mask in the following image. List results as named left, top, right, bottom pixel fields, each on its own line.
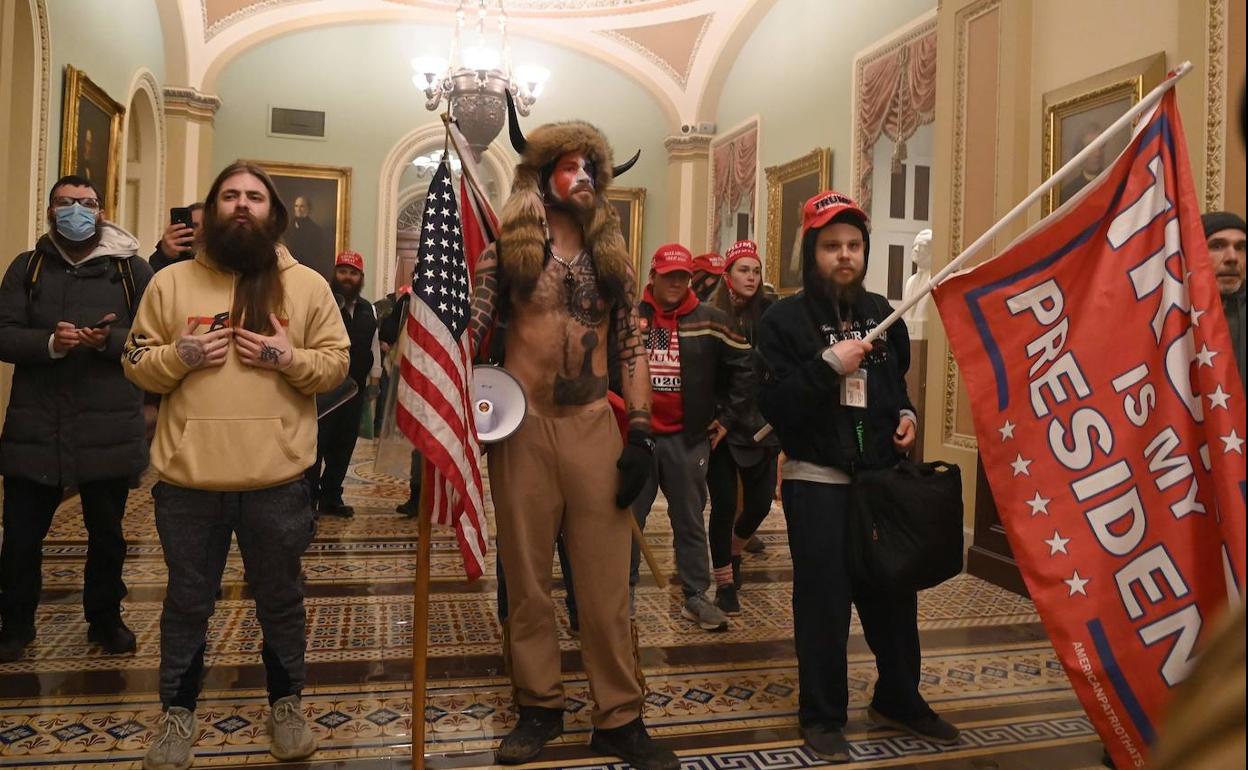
left=0, top=175, right=154, bottom=662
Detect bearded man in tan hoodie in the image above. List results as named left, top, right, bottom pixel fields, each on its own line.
left=123, top=162, right=349, bottom=770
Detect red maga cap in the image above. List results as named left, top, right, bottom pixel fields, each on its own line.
left=801, top=191, right=868, bottom=236
left=693, top=252, right=726, bottom=275
left=335, top=250, right=365, bottom=272
left=724, top=240, right=760, bottom=271
left=650, top=243, right=694, bottom=274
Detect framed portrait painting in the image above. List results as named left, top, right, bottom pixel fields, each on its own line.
left=250, top=161, right=352, bottom=283
left=1041, top=53, right=1166, bottom=215
left=606, top=186, right=646, bottom=275
left=765, top=148, right=832, bottom=296
left=59, top=66, right=125, bottom=217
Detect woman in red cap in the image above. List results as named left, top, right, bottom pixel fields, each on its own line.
left=705, top=240, right=779, bottom=613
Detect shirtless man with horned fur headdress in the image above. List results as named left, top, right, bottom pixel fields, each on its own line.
left=468, top=97, right=677, bottom=770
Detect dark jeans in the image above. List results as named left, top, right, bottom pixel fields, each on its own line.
left=153, top=479, right=315, bottom=710
left=781, top=479, right=932, bottom=729
left=306, top=389, right=365, bottom=504
left=497, top=535, right=577, bottom=625
left=707, top=444, right=778, bottom=569
left=1, top=476, right=130, bottom=631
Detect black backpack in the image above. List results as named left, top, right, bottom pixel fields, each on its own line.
left=847, top=459, right=965, bottom=593
left=22, top=249, right=138, bottom=320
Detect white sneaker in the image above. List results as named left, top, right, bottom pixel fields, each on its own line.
left=267, top=695, right=318, bottom=761
left=682, top=594, right=729, bottom=631
left=143, top=707, right=198, bottom=770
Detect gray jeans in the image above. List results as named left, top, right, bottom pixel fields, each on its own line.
left=153, top=479, right=315, bottom=709
left=630, top=432, right=711, bottom=597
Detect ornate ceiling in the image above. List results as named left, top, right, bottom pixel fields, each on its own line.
left=170, top=0, right=773, bottom=123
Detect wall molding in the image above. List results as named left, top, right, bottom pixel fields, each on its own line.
left=1204, top=0, right=1226, bottom=211
left=32, top=0, right=50, bottom=240
left=941, top=0, right=1000, bottom=451
left=162, top=85, right=222, bottom=122
left=122, top=68, right=168, bottom=245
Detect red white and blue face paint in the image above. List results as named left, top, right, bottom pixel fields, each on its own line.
left=547, top=152, right=595, bottom=205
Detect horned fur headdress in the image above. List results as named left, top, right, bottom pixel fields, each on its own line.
left=498, top=91, right=640, bottom=304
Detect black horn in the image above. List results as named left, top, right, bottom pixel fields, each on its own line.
left=505, top=90, right=527, bottom=154
left=612, top=149, right=641, bottom=178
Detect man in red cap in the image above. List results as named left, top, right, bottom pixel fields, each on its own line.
left=630, top=243, right=757, bottom=632
left=691, top=251, right=726, bottom=301
left=305, top=250, right=381, bottom=517
left=754, top=191, right=958, bottom=761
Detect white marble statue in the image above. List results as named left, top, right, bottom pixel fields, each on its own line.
left=902, top=228, right=934, bottom=339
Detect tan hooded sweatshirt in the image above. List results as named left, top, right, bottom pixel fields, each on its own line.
left=123, top=246, right=349, bottom=491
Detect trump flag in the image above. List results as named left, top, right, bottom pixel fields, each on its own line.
left=933, top=90, right=1245, bottom=768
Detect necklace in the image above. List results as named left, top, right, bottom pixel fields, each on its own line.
left=549, top=249, right=586, bottom=290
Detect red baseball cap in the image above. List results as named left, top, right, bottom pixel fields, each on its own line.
left=693, top=252, right=726, bottom=275
left=650, top=243, right=694, bottom=275
left=335, top=250, right=365, bottom=272
left=724, top=240, right=760, bottom=271
left=801, top=191, right=869, bottom=236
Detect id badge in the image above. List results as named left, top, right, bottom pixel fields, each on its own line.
left=840, top=370, right=868, bottom=408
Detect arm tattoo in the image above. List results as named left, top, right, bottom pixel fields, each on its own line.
left=260, top=343, right=284, bottom=365
left=614, top=269, right=651, bottom=429
left=176, top=337, right=206, bottom=368
left=469, top=247, right=499, bottom=355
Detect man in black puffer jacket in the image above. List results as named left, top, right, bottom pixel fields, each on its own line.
left=754, top=191, right=957, bottom=762
left=0, top=175, right=153, bottom=662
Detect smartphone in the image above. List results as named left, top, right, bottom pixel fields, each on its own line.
left=170, top=207, right=194, bottom=230
left=91, top=317, right=116, bottom=329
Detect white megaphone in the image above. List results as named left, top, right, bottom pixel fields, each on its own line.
left=471, top=365, right=527, bottom=443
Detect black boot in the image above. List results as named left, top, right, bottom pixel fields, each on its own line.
left=715, top=584, right=740, bottom=614
left=590, top=717, right=679, bottom=770
left=88, top=620, right=137, bottom=655
left=496, top=706, right=563, bottom=764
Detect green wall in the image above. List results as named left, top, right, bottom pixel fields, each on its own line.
left=212, top=22, right=672, bottom=287
left=45, top=0, right=166, bottom=192
left=715, top=0, right=935, bottom=254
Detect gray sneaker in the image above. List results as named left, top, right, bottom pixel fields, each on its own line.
left=143, top=707, right=198, bottom=770
left=681, top=594, right=729, bottom=631
left=267, top=695, right=318, bottom=761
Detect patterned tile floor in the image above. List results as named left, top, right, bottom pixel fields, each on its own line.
left=0, top=443, right=1108, bottom=769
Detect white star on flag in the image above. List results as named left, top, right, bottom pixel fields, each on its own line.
left=1190, top=307, right=1205, bottom=326
left=998, top=420, right=1016, bottom=441
left=1045, top=531, right=1070, bottom=555
left=1195, top=344, right=1217, bottom=367
left=1221, top=429, right=1244, bottom=455
left=1207, top=385, right=1230, bottom=410
left=1026, top=492, right=1051, bottom=516
left=1011, top=454, right=1032, bottom=477
left=1065, top=570, right=1090, bottom=597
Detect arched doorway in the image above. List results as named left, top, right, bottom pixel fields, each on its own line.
left=120, top=72, right=164, bottom=251
left=0, top=0, right=48, bottom=424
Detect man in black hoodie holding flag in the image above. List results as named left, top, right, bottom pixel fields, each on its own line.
left=754, top=191, right=958, bottom=763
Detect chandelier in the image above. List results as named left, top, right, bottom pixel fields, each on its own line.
left=411, top=0, right=549, bottom=160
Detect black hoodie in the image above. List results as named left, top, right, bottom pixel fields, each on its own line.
left=753, top=225, right=915, bottom=473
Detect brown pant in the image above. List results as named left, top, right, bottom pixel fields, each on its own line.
left=489, top=401, right=643, bottom=729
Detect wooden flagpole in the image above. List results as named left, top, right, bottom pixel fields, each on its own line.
left=411, top=458, right=433, bottom=770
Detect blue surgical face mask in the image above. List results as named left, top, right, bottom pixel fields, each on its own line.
left=54, top=203, right=98, bottom=242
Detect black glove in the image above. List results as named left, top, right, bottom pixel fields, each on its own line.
left=615, top=429, right=654, bottom=509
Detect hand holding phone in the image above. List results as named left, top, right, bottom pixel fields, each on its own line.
left=161, top=207, right=197, bottom=259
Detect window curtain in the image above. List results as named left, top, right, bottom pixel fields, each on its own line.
left=710, top=126, right=758, bottom=253
left=855, top=30, right=937, bottom=214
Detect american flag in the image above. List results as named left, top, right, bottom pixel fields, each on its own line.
left=396, top=159, right=488, bottom=580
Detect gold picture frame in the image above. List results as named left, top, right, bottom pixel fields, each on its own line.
left=1041, top=53, right=1166, bottom=215
left=607, top=186, right=647, bottom=275
left=249, top=160, right=352, bottom=283
left=59, top=65, right=125, bottom=217
left=765, top=148, right=833, bottom=296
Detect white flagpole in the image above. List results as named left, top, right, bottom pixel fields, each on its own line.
left=753, top=60, right=1193, bottom=444
left=861, top=60, right=1192, bottom=345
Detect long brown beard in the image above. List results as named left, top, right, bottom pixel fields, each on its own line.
left=203, top=213, right=284, bottom=333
